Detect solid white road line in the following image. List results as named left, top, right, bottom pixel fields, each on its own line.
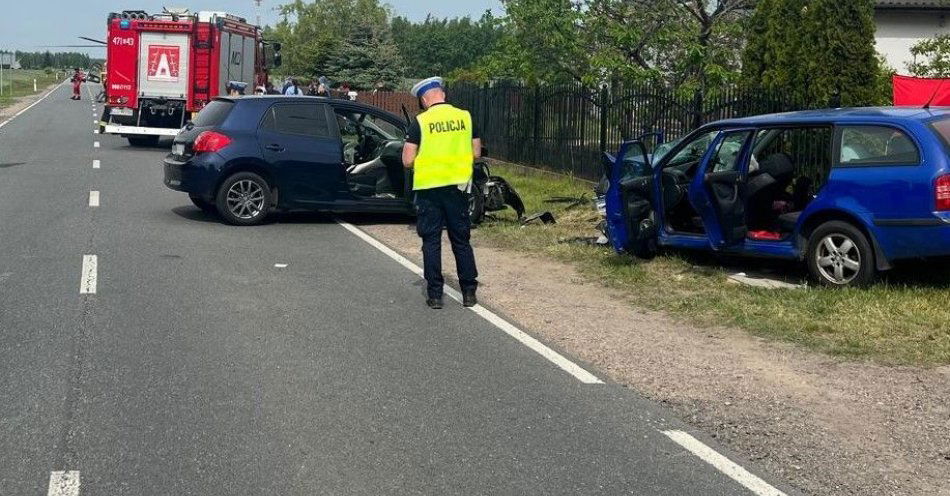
left=47, top=470, right=80, bottom=496
left=0, top=80, right=67, bottom=130
left=663, top=430, right=787, bottom=496
left=93, top=160, right=100, bottom=169
left=88, top=191, right=99, bottom=207
left=336, top=220, right=604, bottom=384
left=80, top=255, right=97, bottom=295
left=93, top=141, right=100, bottom=148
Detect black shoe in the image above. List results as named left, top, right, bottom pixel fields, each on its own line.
left=427, top=298, right=444, bottom=309
left=462, top=290, right=477, bottom=308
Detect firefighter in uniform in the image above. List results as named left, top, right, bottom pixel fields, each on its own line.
left=70, top=68, right=84, bottom=101
left=403, top=77, right=481, bottom=310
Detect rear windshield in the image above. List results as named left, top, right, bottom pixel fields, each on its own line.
left=930, top=117, right=950, bottom=150
left=192, top=100, right=234, bottom=127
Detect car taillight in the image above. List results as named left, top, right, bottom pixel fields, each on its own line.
left=193, top=131, right=231, bottom=153
left=937, top=175, right=950, bottom=211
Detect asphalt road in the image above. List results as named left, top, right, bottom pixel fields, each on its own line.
left=0, top=83, right=796, bottom=495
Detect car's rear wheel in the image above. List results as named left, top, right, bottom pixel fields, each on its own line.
left=189, top=195, right=216, bottom=214
left=806, top=221, right=875, bottom=287
left=215, top=172, right=271, bottom=226
left=128, top=135, right=159, bottom=147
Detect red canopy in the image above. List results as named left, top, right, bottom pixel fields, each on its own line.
left=892, top=74, right=950, bottom=106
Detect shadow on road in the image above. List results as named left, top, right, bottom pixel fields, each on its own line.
left=169, top=205, right=412, bottom=228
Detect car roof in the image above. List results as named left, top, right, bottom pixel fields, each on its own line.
left=218, top=95, right=388, bottom=111
left=708, top=106, right=950, bottom=127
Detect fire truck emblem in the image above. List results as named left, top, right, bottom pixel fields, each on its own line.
left=147, top=45, right=180, bottom=82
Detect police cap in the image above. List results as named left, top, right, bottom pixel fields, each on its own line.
left=411, top=77, right=444, bottom=98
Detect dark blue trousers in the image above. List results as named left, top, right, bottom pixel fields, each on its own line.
left=414, top=186, right=479, bottom=299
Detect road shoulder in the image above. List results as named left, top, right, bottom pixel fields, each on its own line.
left=359, top=221, right=950, bottom=496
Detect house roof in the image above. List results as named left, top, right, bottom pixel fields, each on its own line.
left=875, top=0, right=950, bottom=10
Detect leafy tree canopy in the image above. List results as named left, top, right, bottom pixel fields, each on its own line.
left=268, top=0, right=397, bottom=83
left=908, top=34, right=950, bottom=78
left=7, top=51, right=94, bottom=70
left=472, top=0, right=751, bottom=93
left=742, top=0, right=890, bottom=106
left=391, top=12, right=502, bottom=79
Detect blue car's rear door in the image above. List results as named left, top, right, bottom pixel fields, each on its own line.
left=688, top=129, right=755, bottom=249
left=257, top=102, right=343, bottom=205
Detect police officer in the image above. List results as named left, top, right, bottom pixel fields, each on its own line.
left=402, top=77, right=481, bottom=310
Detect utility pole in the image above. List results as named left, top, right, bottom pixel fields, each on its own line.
left=254, top=0, right=262, bottom=27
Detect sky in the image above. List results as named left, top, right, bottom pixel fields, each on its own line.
left=0, top=0, right=504, bottom=55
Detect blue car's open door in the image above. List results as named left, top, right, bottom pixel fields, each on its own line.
left=688, top=129, right=755, bottom=249
left=605, top=139, right=657, bottom=258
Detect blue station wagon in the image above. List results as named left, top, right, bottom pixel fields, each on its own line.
left=605, top=107, right=950, bottom=286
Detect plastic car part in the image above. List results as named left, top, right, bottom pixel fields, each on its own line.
left=482, top=176, right=526, bottom=220
left=522, top=211, right=556, bottom=225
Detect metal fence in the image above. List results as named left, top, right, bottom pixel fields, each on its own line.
left=366, top=83, right=813, bottom=180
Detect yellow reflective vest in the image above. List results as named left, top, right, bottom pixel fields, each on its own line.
left=413, top=104, right=474, bottom=190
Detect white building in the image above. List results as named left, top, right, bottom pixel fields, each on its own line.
left=0, top=53, right=21, bottom=70
left=875, top=0, right=950, bottom=73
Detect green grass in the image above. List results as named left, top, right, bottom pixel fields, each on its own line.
left=476, top=163, right=950, bottom=365
left=0, top=70, right=60, bottom=110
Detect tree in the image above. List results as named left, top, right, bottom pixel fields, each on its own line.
left=391, top=12, right=502, bottom=79
left=476, top=0, right=752, bottom=88
left=908, top=34, right=950, bottom=78
left=269, top=0, right=393, bottom=78
left=742, top=0, right=889, bottom=106
left=324, top=22, right=405, bottom=89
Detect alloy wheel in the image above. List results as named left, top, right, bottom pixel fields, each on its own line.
left=815, top=233, right=861, bottom=285
left=225, top=180, right=265, bottom=220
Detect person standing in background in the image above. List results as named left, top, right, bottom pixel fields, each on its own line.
left=70, top=68, right=84, bottom=101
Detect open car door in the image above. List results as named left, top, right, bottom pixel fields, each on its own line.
left=687, top=129, right=754, bottom=249
left=605, top=139, right=657, bottom=258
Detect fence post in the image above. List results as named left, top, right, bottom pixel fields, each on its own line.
left=599, top=84, right=609, bottom=154
left=532, top=85, right=541, bottom=164
left=481, top=82, right=490, bottom=136
left=691, top=88, right=704, bottom=130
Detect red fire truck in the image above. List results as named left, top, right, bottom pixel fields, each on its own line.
left=101, top=9, right=280, bottom=146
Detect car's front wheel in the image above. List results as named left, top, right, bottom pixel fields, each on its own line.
left=806, top=221, right=875, bottom=287
left=215, top=172, right=272, bottom=226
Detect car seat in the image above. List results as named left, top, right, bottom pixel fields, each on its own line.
left=746, top=153, right=794, bottom=227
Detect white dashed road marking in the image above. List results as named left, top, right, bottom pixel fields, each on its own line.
left=89, top=191, right=99, bottom=207
left=336, top=220, right=604, bottom=384
left=80, top=255, right=97, bottom=295
left=663, top=430, right=788, bottom=496
left=275, top=263, right=288, bottom=268
left=93, top=141, right=100, bottom=148
left=93, top=160, right=100, bottom=169
left=47, top=470, right=80, bottom=496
